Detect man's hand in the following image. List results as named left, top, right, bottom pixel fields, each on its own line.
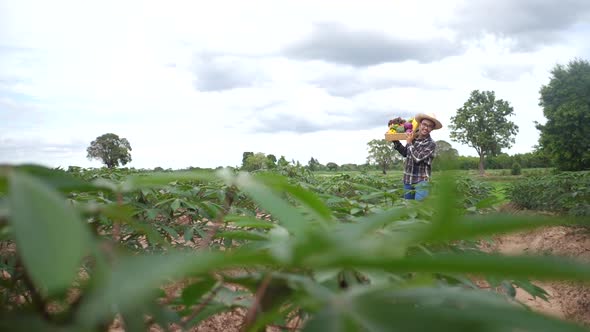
left=406, top=131, right=414, bottom=144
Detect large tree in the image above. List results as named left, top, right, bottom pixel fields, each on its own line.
left=277, top=155, right=289, bottom=167
left=366, top=139, right=399, bottom=174
left=537, top=59, right=590, bottom=171
left=242, top=153, right=268, bottom=172
left=434, top=140, right=459, bottom=170
left=242, top=152, right=254, bottom=168
left=266, top=154, right=277, bottom=167
left=434, top=140, right=458, bottom=159
left=87, top=133, right=132, bottom=168
left=326, top=162, right=338, bottom=171
left=307, top=157, right=321, bottom=171
left=450, top=90, right=519, bottom=175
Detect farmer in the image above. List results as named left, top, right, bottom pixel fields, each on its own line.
left=392, top=113, right=442, bottom=200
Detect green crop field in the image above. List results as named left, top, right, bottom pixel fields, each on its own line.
left=0, top=165, right=588, bottom=331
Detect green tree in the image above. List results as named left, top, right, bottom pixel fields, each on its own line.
left=450, top=90, right=519, bottom=175
left=277, top=155, right=289, bottom=167
left=537, top=58, right=590, bottom=171
left=243, top=153, right=268, bottom=172
left=340, top=163, right=359, bottom=171
left=366, top=139, right=398, bottom=174
left=511, top=162, right=522, bottom=175
left=434, top=140, right=459, bottom=170
left=434, top=140, right=458, bottom=158
left=86, top=133, right=132, bottom=169
left=486, top=153, right=512, bottom=170
left=307, top=157, right=321, bottom=171
left=266, top=154, right=277, bottom=167
left=242, top=152, right=254, bottom=168
left=326, top=162, right=338, bottom=171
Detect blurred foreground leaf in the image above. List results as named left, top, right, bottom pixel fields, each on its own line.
left=8, top=172, right=93, bottom=296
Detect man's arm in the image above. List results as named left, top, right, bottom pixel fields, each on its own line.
left=392, top=141, right=407, bottom=157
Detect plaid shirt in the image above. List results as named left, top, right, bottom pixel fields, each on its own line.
left=393, top=136, right=436, bottom=184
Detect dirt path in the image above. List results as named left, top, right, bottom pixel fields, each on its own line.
left=492, top=225, right=590, bottom=326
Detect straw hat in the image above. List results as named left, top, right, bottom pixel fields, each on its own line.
left=415, top=113, right=443, bottom=130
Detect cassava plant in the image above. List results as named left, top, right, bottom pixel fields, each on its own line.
left=0, top=164, right=589, bottom=331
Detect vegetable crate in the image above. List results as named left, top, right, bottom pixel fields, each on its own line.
left=384, top=132, right=406, bottom=141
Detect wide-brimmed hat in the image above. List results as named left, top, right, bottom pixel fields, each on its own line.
left=415, top=113, right=443, bottom=130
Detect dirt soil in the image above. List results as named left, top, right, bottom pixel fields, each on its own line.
left=490, top=223, right=590, bottom=326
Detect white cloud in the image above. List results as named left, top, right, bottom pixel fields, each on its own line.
left=0, top=0, right=588, bottom=169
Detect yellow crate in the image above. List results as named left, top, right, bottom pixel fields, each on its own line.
left=384, top=132, right=407, bottom=141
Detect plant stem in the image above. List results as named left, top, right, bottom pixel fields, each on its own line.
left=181, top=282, right=224, bottom=327
left=241, top=273, right=272, bottom=332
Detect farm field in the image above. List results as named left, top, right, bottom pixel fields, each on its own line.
left=0, top=165, right=588, bottom=331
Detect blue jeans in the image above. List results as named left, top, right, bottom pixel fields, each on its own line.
left=404, top=181, right=429, bottom=201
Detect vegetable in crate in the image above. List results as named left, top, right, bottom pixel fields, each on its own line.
left=403, top=122, right=413, bottom=133
left=387, top=117, right=405, bottom=132
left=388, top=117, right=405, bottom=128
left=388, top=116, right=416, bottom=135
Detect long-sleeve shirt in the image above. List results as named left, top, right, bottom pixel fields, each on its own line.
left=393, top=136, right=437, bottom=184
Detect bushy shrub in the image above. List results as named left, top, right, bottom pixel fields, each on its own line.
left=506, top=171, right=590, bottom=216
left=511, top=162, right=522, bottom=175
left=453, top=176, right=494, bottom=209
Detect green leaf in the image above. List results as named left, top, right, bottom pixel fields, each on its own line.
left=513, top=279, right=550, bottom=301
left=344, top=286, right=590, bottom=332
left=184, top=226, right=195, bottom=242
left=120, top=218, right=167, bottom=247
left=100, top=203, right=136, bottom=222
left=359, top=192, right=385, bottom=201
left=181, top=277, right=217, bottom=306
left=214, top=230, right=267, bottom=241
left=349, top=206, right=407, bottom=235
left=303, top=300, right=365, bottom=332
left=225, top=215, right=275, bottom=229
left=255, top=173, right=334, bottom=225
left=235, top=173, right=307, bottom=237
left=145, top=304, right=180, bottom=332
left=306, top=284, right=588, bottom=332
left=179, top=199, right=199, bottom=211
left=427, top=173, right=461, bottom=239
left=214, top=287, right=252, bottom=307
left=309, top=252, right=590, bottom=281
left=194, top=227, right=208, bottom=239
left=501, top=280, right=516, bottom=298
left=161, top=225, right=179, bottom=239
left=475, top=195, right=501, bottom=209
left=184, top=302, right=229, bottom=327
left=154, top=197, right=176, bottom=208
left=423, top=214, right=583, bottom=243
left=170, top=199, right=181, bottom=212
left=0, top=313, right=72, bottom=332
left=8, top=172, right=93, bottom=296
left=145, top=208, right=160, bottom=221
left=76, top=250, right=273, bottom=326
left=0, top=164, right=99, bottom=194
left=196, top=201, right=223, bottom=219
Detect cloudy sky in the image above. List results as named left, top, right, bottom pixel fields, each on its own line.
left=1, top=0, right=589, bottom=169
